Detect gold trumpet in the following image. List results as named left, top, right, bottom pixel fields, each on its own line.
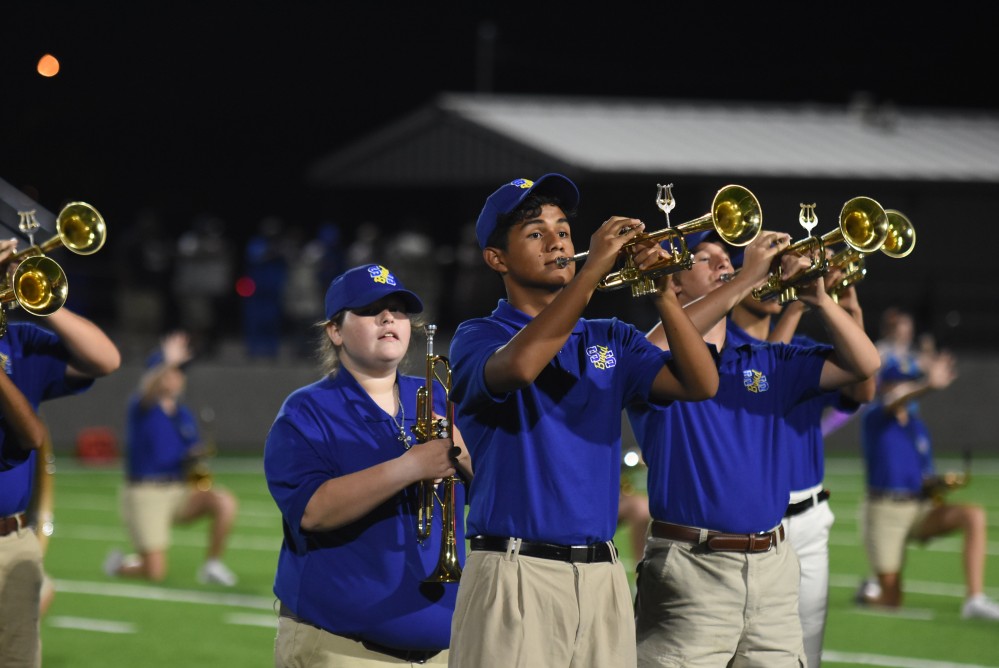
left=411, top=324, right=462, bottom=583
left=752, top=197, right=889, bottom=304
left=828, top=210, right=916, bottom=298
left=0, top=202, right=107, bottom=337
left=923, top=450, right=971, bottom=506
left=557, top=184, right=762, bottom=298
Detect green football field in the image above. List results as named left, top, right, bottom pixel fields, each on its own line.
left=37, top=455, right=999, bottom=667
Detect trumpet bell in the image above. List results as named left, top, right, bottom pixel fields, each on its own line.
left=9, top=256, right=68, bottom=316
left=710, top=185, right=763, bottom=247
left=838, top=196, right=889, bottom=253
left=881, top=210, right=916, bottom=258
left=54, top=202, right=107, bottom=255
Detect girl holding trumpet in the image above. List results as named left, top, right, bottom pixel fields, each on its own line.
left=265, top=264, right=471, bottom=667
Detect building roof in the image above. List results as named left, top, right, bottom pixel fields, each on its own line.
left=308, top=93, right=999, bottom=188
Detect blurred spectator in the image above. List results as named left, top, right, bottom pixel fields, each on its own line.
left=282, top=225, right=325, bottom=359
left=443, top=221, right=504, bottom=329
left=312, top=221, right=345, bottom=291
left=385, top=219, right=441, bottom=323
left=172, top=213, right=234, bottom=357
left=242, top=216, right=289, bottom=360
left=345, top=220, right=380, bottom=267
left=113, top=207, right=175, bottom=357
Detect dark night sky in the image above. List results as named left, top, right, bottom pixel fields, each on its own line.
left=2, top=3, right=996, bottom=241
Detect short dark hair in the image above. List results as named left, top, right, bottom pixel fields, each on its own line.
left=485, top=194, right=575, bottom=250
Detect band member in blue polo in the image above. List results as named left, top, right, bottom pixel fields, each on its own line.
left=447, top=174, right=718, bottom=668
left=628, top=228, right=881, bottom=667
left=0, top=232, right=121, bottom=667
left=727, top=249, right=875, bottom=668
left=265, top=264, right=472, bottom=666
left=858, top=307, right=999, bottom=621
left=104, top=331, right=239, bottom=587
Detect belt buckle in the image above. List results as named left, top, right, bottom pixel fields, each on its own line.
left=569, top=545, right=590, bottom=563
left=764, top=529, right=779, bottom=551
left=751, top=531, right=775, bottom=553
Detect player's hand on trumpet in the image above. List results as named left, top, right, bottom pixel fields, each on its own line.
left=738, top=230, right=792, bottom=288
left=577, top=216, right=645, bottom=279
left=628, top=234, right=674, bottom=272
left=0, top=238, right=18, bottom=262
left=784, top=252, right=831, bottom=308
left=402, top=437, right=459, bottom=485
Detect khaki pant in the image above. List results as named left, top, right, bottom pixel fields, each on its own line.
left=274, top=616, right=448, bottom=667
left=635, top=531, right=805, bottom=667
left=0, top=526, right=42, bottom=668
left=449, top=546, right=636, bottom=668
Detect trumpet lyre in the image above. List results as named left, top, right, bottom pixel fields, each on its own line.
left=752, top=196, right=889, bottom=304
left=559, top=184, right=762, bottom=298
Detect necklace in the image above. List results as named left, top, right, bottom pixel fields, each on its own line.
left=389, top=384, right=412, bottom=448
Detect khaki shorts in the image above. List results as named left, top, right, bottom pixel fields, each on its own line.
left=274, top=615, right=448, bottom=667
left=861, top=496, right=934, bottom=574
left=121, top=482, right=191, bottom=552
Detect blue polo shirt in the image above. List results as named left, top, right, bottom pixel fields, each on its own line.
left=727, top=323, right=855, bottom=493
left=0, top=322, right=93, bottom=516
left=124, top=399, right=200, bottom=480
left=265, top=369, right=463, bottom=651
left=861, top=352, right=933, bottom=494
left=627, top=331, right=827, bottom=534
left=450, top=299, right=671, bottom=546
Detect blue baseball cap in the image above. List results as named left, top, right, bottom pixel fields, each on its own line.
left=675, top=229, right=745, bottom=268
left=475, top=173, right=580, bottom=249
left=324, top=264, right=424, bottom=320
left=683, top=229, right=721, bottom=251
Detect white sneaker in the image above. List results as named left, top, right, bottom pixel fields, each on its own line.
left=198, top=559, right=238, bottom=587
left=855, top=578, right=881, bottom=605
left=103, top=549, right=124, bottom=577
left=962, top=594, right=999, bottom=620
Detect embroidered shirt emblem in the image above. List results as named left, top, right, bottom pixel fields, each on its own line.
left=586, top=345, right=617, bottom=370
left=743, top=369, right=769, bottom=393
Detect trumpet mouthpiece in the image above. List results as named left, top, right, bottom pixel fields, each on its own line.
left=555, top=257, right=570, bottom=268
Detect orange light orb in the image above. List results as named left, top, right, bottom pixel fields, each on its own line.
left=37, top=54, right=60, bottom=77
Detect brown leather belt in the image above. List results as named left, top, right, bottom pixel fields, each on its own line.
left=0, top=513, right=27, bottom=537
left=650, top=520, right=784, bottom=553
